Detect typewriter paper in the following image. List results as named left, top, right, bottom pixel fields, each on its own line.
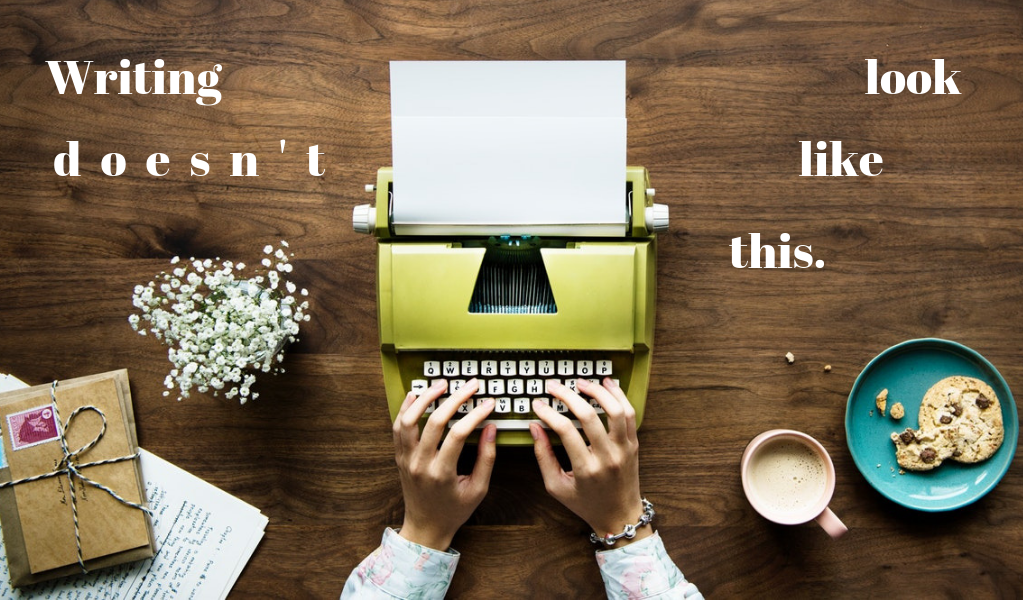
left=390, top=61, right=628, bottom=237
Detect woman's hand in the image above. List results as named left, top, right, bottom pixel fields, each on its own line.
left=530, top=378, right=651, bottom=547
left=393, top=379, right=497, bottom=550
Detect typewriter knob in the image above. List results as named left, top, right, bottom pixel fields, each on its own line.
left=365, top=184, right=376, bottom=192
left=645, top=203, right=669, bottom=233
left=646, top=188, right=656, bottom=197
left=353, top=203, right=376, bottom=234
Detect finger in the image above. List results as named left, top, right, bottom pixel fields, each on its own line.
left=532, top=397, right=590, bottom=467
left=604, top=377, right=638, bottom=443
left=529, top=423, right=572, bottom=499
left=399, top=379, right=447, bottom=430
left=397, top=380, right=448, bottom=448
left=438, top=397, right=495, bottom=466
left=466, top=423, right=498, bottom=499
left=548, top=380, right=609, bottom=454
left=420, top=379, right=479, bottom=451
left=393, top=391, right=416, bottom=443
left=394, top=391, right=416, bottom=432
left=578, top=378, right=628, bottom=443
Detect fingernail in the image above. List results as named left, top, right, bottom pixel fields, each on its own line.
left=430, top=380, right=446, bottom=390
left=577, top=378, right=587, bottom=388
left=482, top=397, right=494, bottom=407
left=485, top=425, right=497, bottom=442
left=467, top=378, right=479, bottom=389
left=529, top=424, right=539, bottom=441
left=545, top=380, right=560, bottom=393
left=532, top=399, right=543, bottom=411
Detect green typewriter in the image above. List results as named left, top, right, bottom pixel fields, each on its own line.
left=353, top=61, right=669, bottom=445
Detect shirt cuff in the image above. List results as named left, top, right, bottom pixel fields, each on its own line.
left=351, top=528, right=460, bottom=598
left=595, top=531, right=701, bottom=599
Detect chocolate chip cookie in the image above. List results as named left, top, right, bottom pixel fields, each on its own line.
left=917, top=376, right=1004, bottom=463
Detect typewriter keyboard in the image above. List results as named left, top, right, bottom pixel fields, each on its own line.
left=408, top=356, right=621, bottom=430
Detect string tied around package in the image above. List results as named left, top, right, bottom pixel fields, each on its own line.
left=0, top=380, right=152, bottom=573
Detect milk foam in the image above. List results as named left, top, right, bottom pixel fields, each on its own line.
left=749, top=439, right=827, bottom=514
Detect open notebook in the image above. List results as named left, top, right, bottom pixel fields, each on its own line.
left=0, top=374, right=268, bottom=598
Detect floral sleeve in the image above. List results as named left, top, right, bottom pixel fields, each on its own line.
left=341, top=528, right=459, bottom=600
left=595, top=532, right=703, bottom=600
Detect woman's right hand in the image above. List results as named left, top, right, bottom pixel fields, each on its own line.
left=529, top=378, right=652, bottom=547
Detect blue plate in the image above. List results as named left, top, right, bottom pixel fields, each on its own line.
left=846, top=339, right=1018, bottom=511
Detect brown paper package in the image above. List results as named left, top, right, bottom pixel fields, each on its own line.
left=0, top=370, right=156, bottom=587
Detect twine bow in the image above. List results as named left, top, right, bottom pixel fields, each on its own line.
left=0, top=381, right=151, bottom=573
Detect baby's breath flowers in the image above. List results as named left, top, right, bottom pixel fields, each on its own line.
left=129, top=241, right=310, bottom=403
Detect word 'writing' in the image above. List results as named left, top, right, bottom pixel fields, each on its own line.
left=47, top=60, right=223, bottom=106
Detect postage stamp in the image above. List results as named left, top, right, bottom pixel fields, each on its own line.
left=7, top=404, right=60, bottom=451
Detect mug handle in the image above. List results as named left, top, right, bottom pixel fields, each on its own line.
left=815, top=507, right=848, bottom=538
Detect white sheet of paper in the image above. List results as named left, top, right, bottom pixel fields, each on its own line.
left=0, top=440, right=268, bottom=599
left=390, top=61, right=628, bottom=236
left=0, top=376, right=27, bottom=394
left=391, top=61, right=625, bottom=117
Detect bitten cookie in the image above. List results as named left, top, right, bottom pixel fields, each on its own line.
left=890, top=427, right=957, bottom=471
left=917, top=376, right=1004, bottom=463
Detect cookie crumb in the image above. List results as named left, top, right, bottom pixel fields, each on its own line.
left=869, top=409, right=874, bottom=417
left=785, top=352, right=795, bottom=364
left=889, top=402, right=905, bottom=420
left=824, top=364, right=832, bottom=372
left=876, top=388, right=888, bottom=416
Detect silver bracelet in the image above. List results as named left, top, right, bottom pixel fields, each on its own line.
left=589, top=499, right=655, bottom=546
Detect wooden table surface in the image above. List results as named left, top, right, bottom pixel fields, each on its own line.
left=2, top=0, right=1022, bottom=598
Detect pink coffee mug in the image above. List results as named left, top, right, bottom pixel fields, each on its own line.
left=741, top=429, right=847, bottom=538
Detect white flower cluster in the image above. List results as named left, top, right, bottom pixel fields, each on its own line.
left=129, top=241, right=310, bottom=403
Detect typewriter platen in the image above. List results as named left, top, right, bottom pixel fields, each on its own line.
left=353, top=166, right=668, bottom=445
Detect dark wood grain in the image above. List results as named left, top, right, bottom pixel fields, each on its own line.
left=2, top=0, right=1023, bottom=597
